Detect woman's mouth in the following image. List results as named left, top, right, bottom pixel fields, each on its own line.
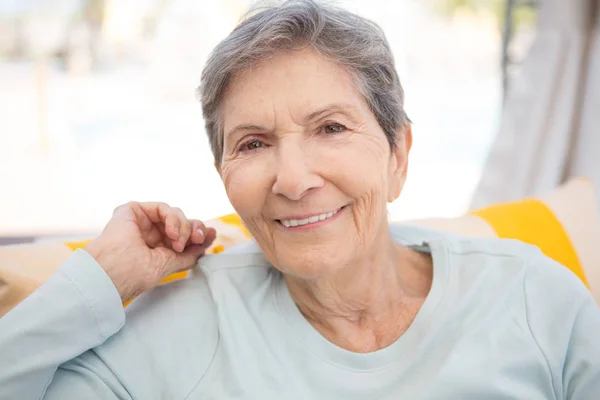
left=277, top=205, right=347, bottom=229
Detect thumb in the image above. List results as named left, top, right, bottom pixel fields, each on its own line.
left=161, top=244, right=206, bottom=276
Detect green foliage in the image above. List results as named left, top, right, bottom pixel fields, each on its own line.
left=432, top=0, right=536, bottom=30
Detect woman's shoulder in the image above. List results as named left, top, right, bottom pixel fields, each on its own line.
left=121, top=242, right=271, bottom=331
left=83, top=269, right=219, bottom=398
left=391, top=222, right=576, bottom=294
left=390, top=221, right=542, bottom=260
left=400, top=222, right=591, bottom=312
left=86, top=247, right=275, bottom=397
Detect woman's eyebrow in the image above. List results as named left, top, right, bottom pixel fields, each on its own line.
left=226, top=124, right=268, bottom=139
left=226, top=104, right=358, bottom=139
left=304, top=103, right=358, bottom=123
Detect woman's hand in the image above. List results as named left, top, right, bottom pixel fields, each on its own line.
left=84, top=202, right=217, bottom=303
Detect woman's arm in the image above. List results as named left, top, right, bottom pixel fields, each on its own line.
left=524, top=251, right=600, bottom=400
left=561, top=295, right=600, bottom=399
left=0, top=202, right=217, bottom=399
left=0, top=250, right=127, bottom=399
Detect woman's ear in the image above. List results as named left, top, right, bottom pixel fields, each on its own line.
left=388, top=123, right=413, bottom=203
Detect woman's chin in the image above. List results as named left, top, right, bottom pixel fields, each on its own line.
left=272, top=247, right=352, bottom=279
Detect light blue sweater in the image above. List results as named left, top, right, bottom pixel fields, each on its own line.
left=1, top=225, right=599, bottom=399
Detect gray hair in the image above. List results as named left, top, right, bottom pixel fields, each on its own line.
left=198, top=0, right=409, bottom=166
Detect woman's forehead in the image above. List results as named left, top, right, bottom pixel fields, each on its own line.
left=221, top=50, right=366, bottom=131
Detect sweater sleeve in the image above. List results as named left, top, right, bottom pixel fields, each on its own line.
left=0, top=249, right=126, bottom=400
left=524, top=251, right=600, bottom=400
left=561, top=293, right=600, bottom=399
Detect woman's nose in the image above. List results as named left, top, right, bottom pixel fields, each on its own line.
left=271, top=141, right=324, bottom=201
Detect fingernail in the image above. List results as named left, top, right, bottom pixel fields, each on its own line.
left=196, top=229, right=204, bottom=240
left=173, top=225, right=179, bottom=237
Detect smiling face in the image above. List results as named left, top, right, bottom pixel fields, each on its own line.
left=218, top=49, right=411, bottom=278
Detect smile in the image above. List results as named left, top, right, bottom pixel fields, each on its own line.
left=278, top=207, right=343, bottom=228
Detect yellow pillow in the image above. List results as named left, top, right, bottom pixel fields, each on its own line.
left=406, top=178, right=600, bottom=304
left=1, top=178, right=598, bottom=317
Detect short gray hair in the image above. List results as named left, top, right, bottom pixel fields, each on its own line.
left=198, top=0, right=409, bottom=166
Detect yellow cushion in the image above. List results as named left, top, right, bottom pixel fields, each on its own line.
left=407, top=178, right=600, bottom=304
left=472, top=199, right=585, bottom=286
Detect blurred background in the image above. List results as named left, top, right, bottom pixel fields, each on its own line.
left=0, top=0, right=538, bottom=241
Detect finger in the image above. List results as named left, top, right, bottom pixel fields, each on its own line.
left=134, top=202, right=175, bottom=237
left=128, top=202, right=175, bottom=244
left=178, top=214, right=193, bottom=248
left=132, top=204, right=194, bottom=249
left=190, top=220, right=207, bottom=244
left=203, top=227, right=217, bottom=246
left=182, top=229, right=216, bottom=259
left=165, top=208, right=191, bottom=252
left=147, top=204, right=185, bottom=249
left=112, top=201, right=136, bottom=217
left=154, top=231, right=217, bottom=279
left=161, top=244, right=206, bottom=275
left=194, top=228, right=216, bottom=251
left=162, top=206, right=181, bottom=242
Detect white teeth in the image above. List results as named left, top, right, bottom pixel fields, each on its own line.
left=280, top=207, right=342, bottom=228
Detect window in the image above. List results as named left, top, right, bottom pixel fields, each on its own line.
left=0, top=0, right=508, bottom=239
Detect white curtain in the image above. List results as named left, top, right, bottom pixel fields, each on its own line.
left=471, top=0, right=600, bottom=209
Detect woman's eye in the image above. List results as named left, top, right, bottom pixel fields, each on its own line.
left=239, top=140, right=264, bottom=152
left=322, top=123, right=347, bottom=134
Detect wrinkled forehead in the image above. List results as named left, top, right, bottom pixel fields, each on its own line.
left=220, top=50, right=368, bottom=134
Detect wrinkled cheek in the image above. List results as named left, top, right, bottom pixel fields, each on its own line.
left=351, top=186, right=386, bottom=248
left=221, top=162, right=275, bottom=246
left=352, top=189, right=373, bottom=222
left=221, top=163, right=258, bottom=216
left=247, top=217, right=277, bottom=259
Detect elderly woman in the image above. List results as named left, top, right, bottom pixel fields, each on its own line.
left=1, top=1, right=599, bottom=398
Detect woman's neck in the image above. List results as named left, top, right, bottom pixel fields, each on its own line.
left=285, top=234, right=433, bottom=353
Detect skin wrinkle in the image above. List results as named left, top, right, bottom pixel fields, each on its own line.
left=217, top=49, right=432, bottom=353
